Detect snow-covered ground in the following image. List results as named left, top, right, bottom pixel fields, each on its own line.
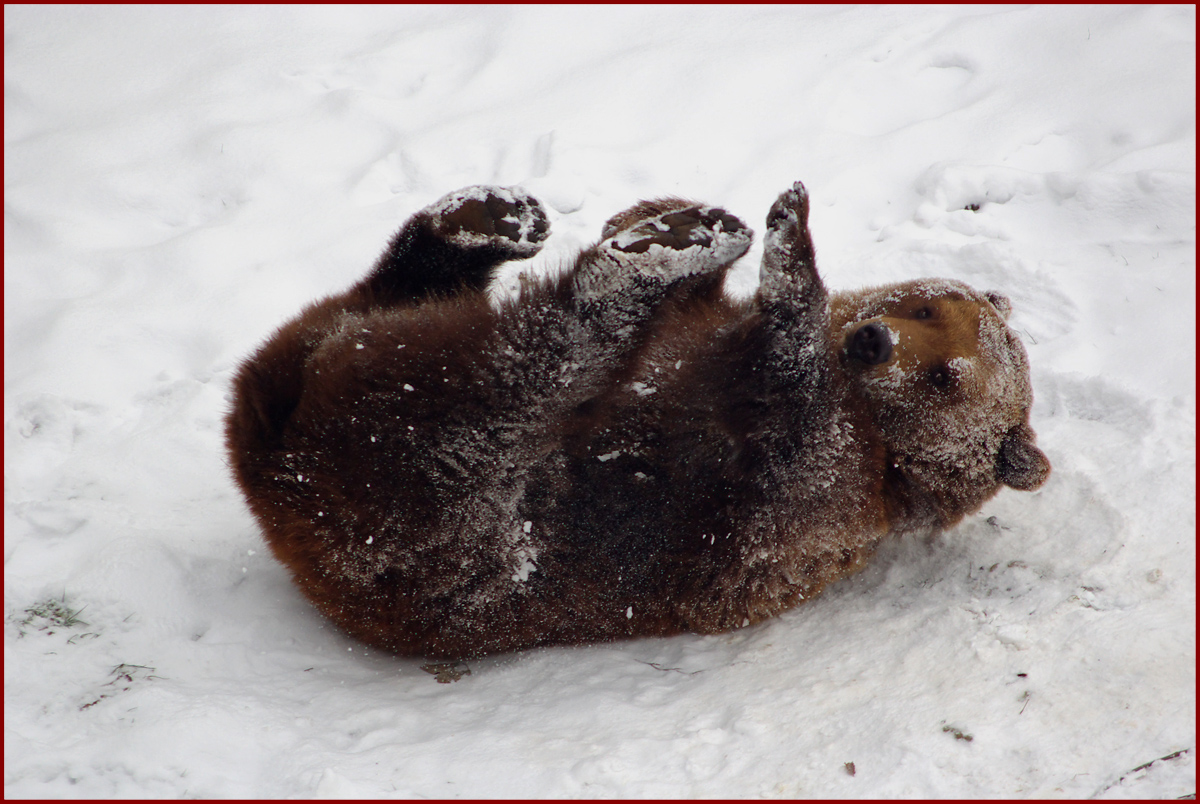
left=5, top=5, right=1195, bottom=798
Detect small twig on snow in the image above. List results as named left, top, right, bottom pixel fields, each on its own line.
left=1091, top=747, right=1192, bottom=798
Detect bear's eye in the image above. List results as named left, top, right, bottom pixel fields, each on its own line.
left=913, top=306, right=934, bottom=320
left=929, top=365, right=953, bottom=389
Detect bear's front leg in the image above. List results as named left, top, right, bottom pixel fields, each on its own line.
left=759, top=181, right=826, bottom=315
left=750, top=181, right=831, bottom=390
left=715, top=181, right=836, bottom=430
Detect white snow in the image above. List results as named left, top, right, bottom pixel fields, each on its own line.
left=5, top=5, right=1195, bottom=798
left=630, top=382, right=657, bottom=397
left=511, top=554, right=537, bottom=585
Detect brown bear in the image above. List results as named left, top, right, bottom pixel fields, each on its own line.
left=225, top=181, right=1050, bottom=660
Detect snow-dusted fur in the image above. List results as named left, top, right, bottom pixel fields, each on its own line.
left=226, top=181, right=1050, bottom=660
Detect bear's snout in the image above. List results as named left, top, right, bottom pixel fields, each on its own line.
left=847, top=322, right=892, bottom=365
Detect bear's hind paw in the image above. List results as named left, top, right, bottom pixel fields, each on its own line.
left=428, top=185, right=550, bottom=259
left=604, top=204, right=752, bottom=281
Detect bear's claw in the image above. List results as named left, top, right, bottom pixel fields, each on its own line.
left=429, top=185, right=549, bottom=258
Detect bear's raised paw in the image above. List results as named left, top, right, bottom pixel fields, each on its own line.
left=601, top=203, right=751, bottom=283
left=760, top=181, right=820, bottom=292
left=765, top=181, right=810, bottom=234
left=428, top=185, right=550, bottom=259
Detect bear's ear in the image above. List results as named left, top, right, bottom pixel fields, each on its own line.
left=995, top=424, right=1050, bottom=490
left=984, top=291, right=1013, bottom=320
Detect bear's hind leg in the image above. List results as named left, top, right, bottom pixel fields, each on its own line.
left=227, top=186, right=547, bottom=477
left=363, top=185, right=550, bottom=307
left=481, top=200, right=752, bottom=451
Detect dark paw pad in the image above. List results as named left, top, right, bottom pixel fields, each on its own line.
left=429, top=186, right=549, bottom=257
left=580, top=204, right=751, bottom=302
left=610, top=206, right=748, bottom=257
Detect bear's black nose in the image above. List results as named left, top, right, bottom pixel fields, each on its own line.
left=847, top=323, right=892, bottom=365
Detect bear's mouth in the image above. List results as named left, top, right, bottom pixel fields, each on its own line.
left=845, top=321, right=893, bottom=366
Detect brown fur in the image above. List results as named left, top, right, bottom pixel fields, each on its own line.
left=226, top=182, right=1049, bottom=659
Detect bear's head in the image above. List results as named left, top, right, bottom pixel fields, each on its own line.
left=829, top=279, right=1050, bottom=531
